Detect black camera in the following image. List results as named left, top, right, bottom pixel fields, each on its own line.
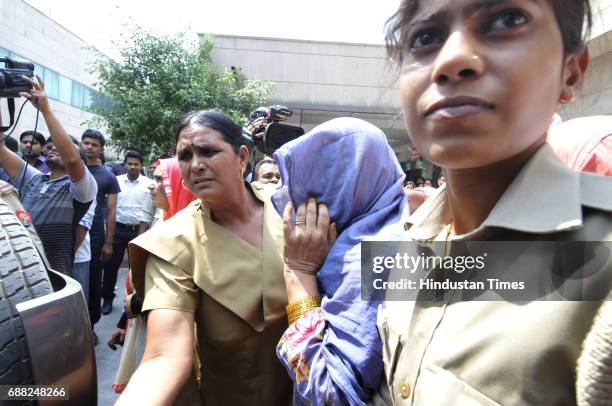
left=0, top=57, right=34, bottom=99
left=246, top=105, right=305, bottom=156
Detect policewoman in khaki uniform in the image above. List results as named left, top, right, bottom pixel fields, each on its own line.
left=378, top=149, right=612, bottom=404
left=118, top=110, right=292, bottom=405
left=377, top=0, right=612, bottom=404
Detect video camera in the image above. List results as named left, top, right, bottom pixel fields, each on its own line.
left=0, top=57, right=34, bottom=132
left=245, top=105, right=305, bottom=156
left=0, top=57, right=34, bottom=99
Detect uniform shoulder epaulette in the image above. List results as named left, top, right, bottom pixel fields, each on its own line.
left=580, top=172, right=612, bottom=212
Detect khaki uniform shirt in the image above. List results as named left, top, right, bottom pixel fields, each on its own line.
left=129, top=185, right=292, bottom=405
left=377, top=145, right=612, bottom=405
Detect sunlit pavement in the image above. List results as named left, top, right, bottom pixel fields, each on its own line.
left=94, top=267, right=128, bottom=406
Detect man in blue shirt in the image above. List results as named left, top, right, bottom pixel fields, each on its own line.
left=81, top=129, right=120, bottom=343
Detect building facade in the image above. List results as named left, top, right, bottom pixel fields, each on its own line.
left=210, top=35, right=409, bottom=154
left=2, top=0, right=610, bottom=179
left=0, top=0, right=100, bottom=142
left=561, top=0, right=612, bottom=118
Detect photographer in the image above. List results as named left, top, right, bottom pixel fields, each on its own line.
left=0, top=75, right=97, bottom=276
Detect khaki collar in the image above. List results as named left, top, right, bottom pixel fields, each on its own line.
left=407, top=144, right=582, bottom=240
left=197, top=182, right=267, bottom=219
left=130, top=181, right=286, bottom=332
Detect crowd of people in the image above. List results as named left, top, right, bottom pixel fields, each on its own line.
left=1, top=0, right=612, bottom=405
left=0, top=77, right=166, bottom=347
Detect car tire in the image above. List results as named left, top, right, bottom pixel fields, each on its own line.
left=0, top=201, right=52, bottom=387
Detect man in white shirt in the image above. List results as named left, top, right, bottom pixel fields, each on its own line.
left=101, top=150, right=154, bottom=315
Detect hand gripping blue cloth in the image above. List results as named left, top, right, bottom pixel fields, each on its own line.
left=272, top=117, right=410, bottom=405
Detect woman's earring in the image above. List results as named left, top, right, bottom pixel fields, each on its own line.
left=560, top=93, right=576, bottom=104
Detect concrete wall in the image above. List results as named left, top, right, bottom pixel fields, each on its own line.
left=210, top=35, right=410, bottom=155
left=592, top=0, right=612, bottom=38
left=560, top=0, right=612, bottom=118
left=211, top=35, right=399, bottom=113
left=0, top=0, right=99, bottom=141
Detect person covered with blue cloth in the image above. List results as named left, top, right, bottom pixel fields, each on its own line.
left=273, top=117, right=410, bottom=405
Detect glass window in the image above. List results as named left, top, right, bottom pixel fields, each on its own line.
left=44, top=67, right=59, bottom=100
left=58, top=75, right=72, bottom=105
left=2, top=47, right=94, bottom=112
left=8, top=51, right=23, bottom=59
left=83, top=87, right=93, bottom=108
left=33, top=63, right=44, bottom=79
left=71, top=82, right=84, bottom=108
left=103, top=95, right=114, bottom=110
left=91, top=92, right=113, bottom=110
left=90, top=90, right=100, bottom=109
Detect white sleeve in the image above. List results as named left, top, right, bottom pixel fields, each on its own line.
left=79, top=199, right=97, bottom=229
left=70, top=168, right=98, bottom=203
left=138, top=191, right=156, bottom=225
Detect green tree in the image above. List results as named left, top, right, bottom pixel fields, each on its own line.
left=88, top=29, right=275, bottom=159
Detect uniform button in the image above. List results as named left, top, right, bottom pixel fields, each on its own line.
left=399, top=380, right=411, bottom=399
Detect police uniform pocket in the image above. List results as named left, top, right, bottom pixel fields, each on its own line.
left=414, top=362, right=501, bottom=406
left=379, top=324, right=402, bottom=386
left=377, top=301, right=415, bottom=385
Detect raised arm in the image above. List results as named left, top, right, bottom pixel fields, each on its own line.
left=20, top=75, right=85, bottom=182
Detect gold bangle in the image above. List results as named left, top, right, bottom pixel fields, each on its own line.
left=286, top=296, right=322, bottom=325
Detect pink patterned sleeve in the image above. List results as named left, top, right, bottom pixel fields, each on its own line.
left=276, top=308, right=331, bottom=396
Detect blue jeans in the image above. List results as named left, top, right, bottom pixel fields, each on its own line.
left=88, top=231, right=105, bottom=325
left=73, top=261, right=90, bottom=303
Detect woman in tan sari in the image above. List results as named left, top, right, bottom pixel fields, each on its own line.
left=117, top=110, right=292, bottom=405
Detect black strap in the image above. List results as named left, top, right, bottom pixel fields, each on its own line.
left=0, top=98, right=15, bottom=132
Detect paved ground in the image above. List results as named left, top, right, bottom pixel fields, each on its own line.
left=94, top=266, right=128, bottom=406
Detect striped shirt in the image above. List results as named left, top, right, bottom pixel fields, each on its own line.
left=12, top=164, right=97, bottom=276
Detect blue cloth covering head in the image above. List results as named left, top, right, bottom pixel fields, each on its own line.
left=272, top=117, right=407, bottom=233
left=272, top=117, right=410, bottom=404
